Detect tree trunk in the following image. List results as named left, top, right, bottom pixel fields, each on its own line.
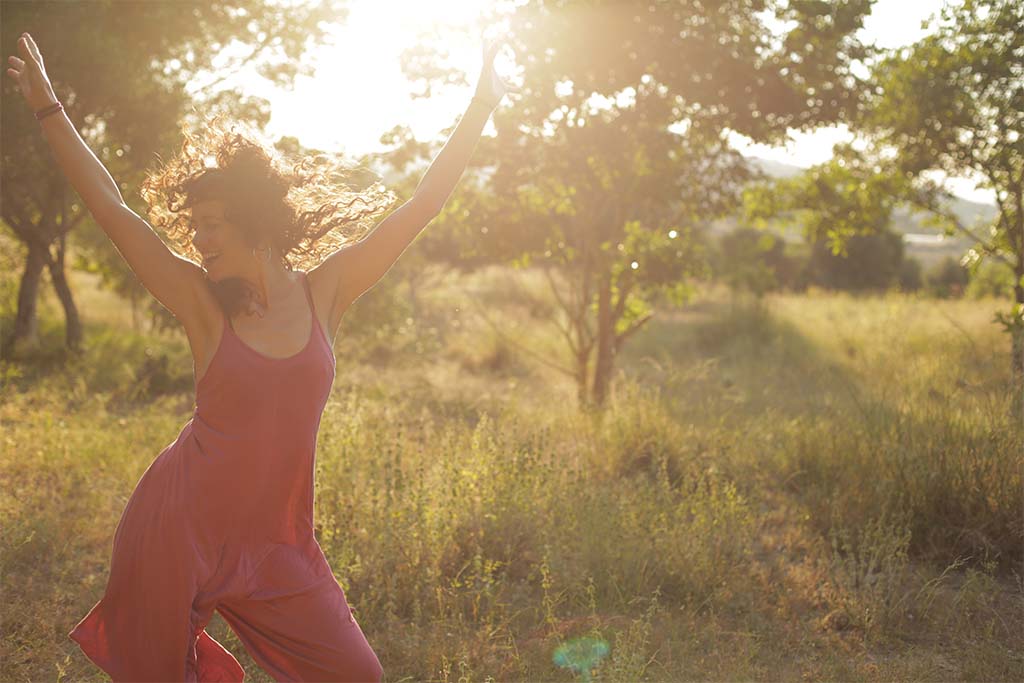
left=2, top=245, right=48, bottom=358
left=47, top=232, right=83, bottom=353
left=575, top=343, right=590, bottom=410
left=1014, top=189, right=1024, bottom=428
left=592, top=275, right=615, bottom=409
left=1012, top=276, right=1024, bottom=427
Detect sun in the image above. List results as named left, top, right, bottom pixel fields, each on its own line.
left=213, top=0, right=510, bottom=160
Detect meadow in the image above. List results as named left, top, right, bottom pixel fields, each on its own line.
left=2, top=264, right=1022, bottom=682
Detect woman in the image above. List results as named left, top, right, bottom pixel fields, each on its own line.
left=6, top=30, right=514, bottom=682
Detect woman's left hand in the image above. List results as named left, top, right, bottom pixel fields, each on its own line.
left=6, top=32, right=59, bottom=112
left=474, top=36, right=518, bottom=108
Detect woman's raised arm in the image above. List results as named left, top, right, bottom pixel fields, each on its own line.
left=311, top=37, right=516, bottom=334
left=6, top=32, right=209, bottom=331
left=8, top=33, right=125, bottom=218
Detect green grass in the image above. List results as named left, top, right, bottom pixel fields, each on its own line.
left=2, top=268, right=1022, bottom=682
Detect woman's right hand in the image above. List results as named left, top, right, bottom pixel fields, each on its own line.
left=6, top=32, right=59, bottom=112
left=474, top=35, right=519, bottom=109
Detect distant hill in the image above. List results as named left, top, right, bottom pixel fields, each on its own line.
left=745, top=157, right=805, bottom=180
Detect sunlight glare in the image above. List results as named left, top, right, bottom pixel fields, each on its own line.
left=291, top=0, right=495, bottom=157
left=196, top=0, right=509, bottom=159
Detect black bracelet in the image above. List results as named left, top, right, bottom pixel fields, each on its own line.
left=35, top=101, right=63, bottom=121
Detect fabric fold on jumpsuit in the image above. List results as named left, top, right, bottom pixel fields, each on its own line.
left=68, top=271, right=383, bottom=682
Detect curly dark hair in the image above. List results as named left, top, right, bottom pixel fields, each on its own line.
left=140, top=113, right=397, bottom=315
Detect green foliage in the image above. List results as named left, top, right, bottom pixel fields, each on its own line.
left=714, top=227, right=806, bottom=297
left=594, top=591, right=660, bottom=682
left=397, top=0, right=877, bottom=407
left=742, top=149, right=911, bottom=257
left=859, top=0, right=1022, bottom=317
left=925, top=255, right=970, bottom=299
left=966, top=259, right=1017, bottom=299
left=898, top=256, right=923, bottom=293
left=1, top=0, right=347, bottom=346
left=0, top=221, right=26, bottom=322
left=828, top=506, right=913, bottom=641
left=866, top=0, right=1023, bottom=182
left=808, top=227, right=906, bottom=292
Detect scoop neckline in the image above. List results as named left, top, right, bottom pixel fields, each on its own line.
left=225, top=310, right=316, bottom=362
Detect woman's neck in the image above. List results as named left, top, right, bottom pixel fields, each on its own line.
left=242, top=261, right=295, bottom=318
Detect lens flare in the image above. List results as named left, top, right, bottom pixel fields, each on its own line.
left=552, top=636, right=610, bottom=682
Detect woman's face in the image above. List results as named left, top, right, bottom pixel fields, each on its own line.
left=189, top=199, right=249, bottom=280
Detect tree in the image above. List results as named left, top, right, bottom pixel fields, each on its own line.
left=898, top=256, right=923, bottom=293
left=966, top=259, right=1016, bottom=299
left=925, top=255, right=970, bottom=298
left=808, top=227, right=905, bottom=292
left=715, top=227, right=791, bottom=299
left=0, top=1, right=347, bottom=355
left=742, top=149, right=911, bottom=292
left=860, top=0, right=1023, bottom=418
left=404, top=0, right=876, bottom=410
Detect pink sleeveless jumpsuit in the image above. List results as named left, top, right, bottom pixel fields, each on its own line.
left=68, top=271, right=384, bottom=682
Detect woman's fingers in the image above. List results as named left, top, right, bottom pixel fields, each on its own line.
left=18, top=34, right=41, bottom=65
left=17, top=36, right=34, bottom=63
left=23, top=33, right=43, bottom=61
left=6, top=54, right=23, bottom=77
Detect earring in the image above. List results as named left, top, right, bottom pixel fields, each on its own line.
left=251, top=246, right=273, bottom=263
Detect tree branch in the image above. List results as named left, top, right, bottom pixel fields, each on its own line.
left=186, top=32, right=279, bottom=95
left=614, top=311, right=654, bottom=353
left=541, top=265, right=580, bottom=355
left=907, top=192, right=1016, bottom=270
left=464, top=292, right=577, bottom=378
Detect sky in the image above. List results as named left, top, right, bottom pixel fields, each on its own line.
left=187, top=0, right=994, bottom=204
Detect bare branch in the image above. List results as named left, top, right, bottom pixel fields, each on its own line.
left=464, top=294, right=577, bottom=378
left=540, top=265, right=580, bottom=354
left=187, top=31, right=279, bottom=95
left=1, top=211, right=27, bottom=238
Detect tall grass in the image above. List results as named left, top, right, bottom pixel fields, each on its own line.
left=2, top=267, right=1022, bottom=681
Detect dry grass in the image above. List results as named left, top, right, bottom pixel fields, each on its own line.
left=2, top=266, right=1022, bottom=682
